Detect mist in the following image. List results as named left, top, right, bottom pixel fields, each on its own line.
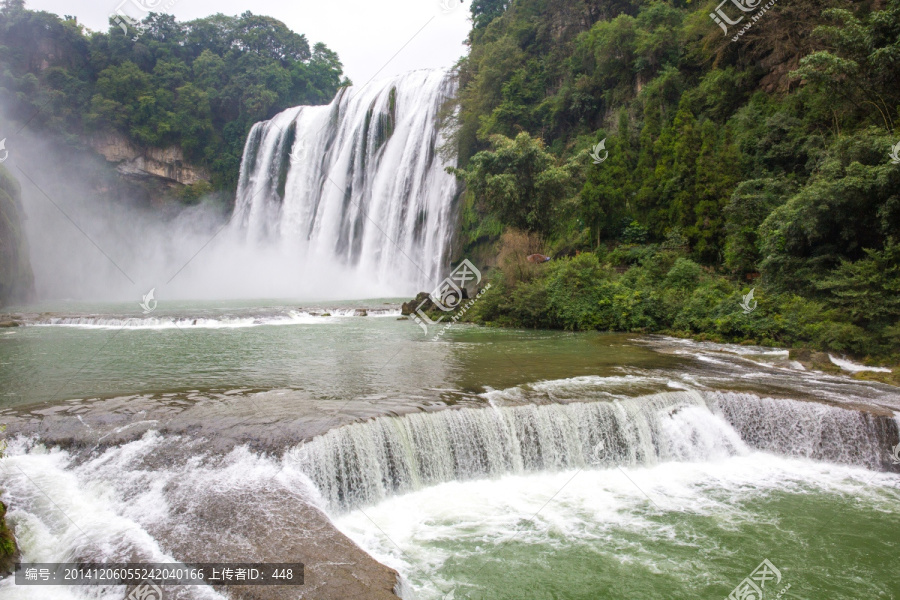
left=4, top=128, right=313, bottom=304
left=2, top=75, right=456, bottom=307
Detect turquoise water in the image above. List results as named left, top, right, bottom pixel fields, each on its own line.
left=0, top=300, right=683, bottom=410
left=3, top=300, right=897, bottom=411
left=337, top=457, right=900, bottom=599
left=1, top=301, right=898, bottom=600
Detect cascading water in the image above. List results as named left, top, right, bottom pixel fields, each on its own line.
left=707, top=391, right=893, bottom=466
left=232, top=68, right=459, bottom=296
left=291, top=391, right=899, bottom=512
left=3, top=384, right=898, bottom=598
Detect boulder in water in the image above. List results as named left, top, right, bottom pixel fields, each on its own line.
left=401, top=292, right=434, bottom=316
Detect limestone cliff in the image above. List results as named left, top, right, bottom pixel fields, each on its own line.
left=90, top=130, right=211, bottom=187
left=0, top=164, right=35, bottom=307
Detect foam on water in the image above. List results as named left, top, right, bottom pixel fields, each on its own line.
left=0, top=437, right=229, bottom=599
left=829, top=354, right=892, bottom=373
left=0, top=434, right=269, bottom=600
left=2, top=374, right=897, bottom=598
left=26, top=309, right=400, bottom=330
left=289, top=389, right=897, bottom=513
left=334, top=455, right=900, bottom=600
left=479, top=375, right=675, bottom=405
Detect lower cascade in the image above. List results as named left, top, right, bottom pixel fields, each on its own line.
left=291, top=391, right=899, bottom=512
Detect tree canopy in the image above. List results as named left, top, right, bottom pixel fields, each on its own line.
left=0, top=5, right=347, bottom=190
left=452, top=0, right=900, bottom=359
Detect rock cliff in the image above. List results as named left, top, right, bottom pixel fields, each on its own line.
left=90, top=130, right=211, bottom=187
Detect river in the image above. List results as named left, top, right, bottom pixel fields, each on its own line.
left=1, top=301, right=898, bottom=599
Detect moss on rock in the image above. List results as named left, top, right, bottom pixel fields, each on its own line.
left=0, top=501, right=18, bottom=577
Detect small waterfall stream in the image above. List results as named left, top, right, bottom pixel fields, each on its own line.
left=291, top=391, right=899, bottom=512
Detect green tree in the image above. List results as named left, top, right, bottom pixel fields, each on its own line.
left=723, top=178, right=793, bottom=276
left=0, top=6, right=345, bottom=194
left=470, top=0, right=510, bottom=30
left=452, top=132, right=575, bottom=234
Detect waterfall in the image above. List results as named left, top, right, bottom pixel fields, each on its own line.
left=290, top=391, right=899, bottom=512
left=707, top=391, right=893, bottom=468
left=232, top=69, right=459, bottom=295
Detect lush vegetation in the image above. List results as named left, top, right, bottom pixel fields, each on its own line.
left=0, top=0, right=346, bottom=191
left=454, top=0, right=900, bottom=362
left=0, top=499, right=15, bottom=575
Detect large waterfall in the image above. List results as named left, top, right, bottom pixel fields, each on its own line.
left=232, top=69, right=459, bottom=296
left=291, top=391, right=899, bottom=512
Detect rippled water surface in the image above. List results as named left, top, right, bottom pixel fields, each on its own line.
left=1, top=300, right=898, bottom=600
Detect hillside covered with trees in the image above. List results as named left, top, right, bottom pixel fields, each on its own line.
left=0, top=0, right=346, bottom=194
left=452, top=0, right=900, bottom=363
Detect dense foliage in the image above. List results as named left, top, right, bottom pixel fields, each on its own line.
left=453, top=0, right=900, bottom=360
left=467, top=232, right=900, bottom=358
left=0, top=0, right=346, bottom=190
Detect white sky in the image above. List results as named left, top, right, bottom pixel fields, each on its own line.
left=24, top=0, right=473, bottom=86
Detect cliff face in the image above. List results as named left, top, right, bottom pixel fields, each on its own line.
left=0, top=164, right=35, bottom=307
left=90, top=130, right=211, bottom=187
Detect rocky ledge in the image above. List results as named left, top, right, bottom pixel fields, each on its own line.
left=90, top=130, right=211, bottom=186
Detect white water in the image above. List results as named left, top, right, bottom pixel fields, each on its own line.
left=26, top=308, right=400, bottom=330
left=334, top=455, right=900, bottom=600
left=14, top=68, right=458, bottom=302
left=288, top=390, right=895, bottom=512
left=233, top=68, right=459, bottom=296
left=829, top=354, right=892, bottom=373
left=2, top=387, right=896, bottom=597
left=0, top=435, right=230, bottom=600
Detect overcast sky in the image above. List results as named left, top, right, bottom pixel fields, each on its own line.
left=24, top=0, right=474, bottom=86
